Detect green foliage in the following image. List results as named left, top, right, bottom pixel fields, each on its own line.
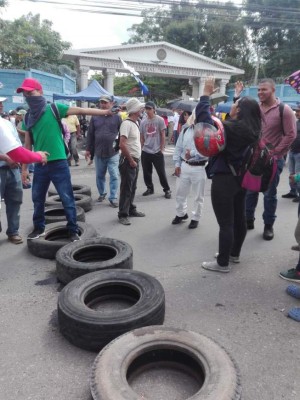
left=0, top=13, right=71, bottom=69
left=245, top=0, right=300, bottom=77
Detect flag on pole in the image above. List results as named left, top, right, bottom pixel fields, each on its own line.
left=119, top=57, right=140, bottom=77
left=119, top=57, right=149, bottom=96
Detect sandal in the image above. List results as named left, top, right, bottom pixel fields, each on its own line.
left=288, top=307, right=300, bottom=322
left=286, top=285, right=300, bottom=299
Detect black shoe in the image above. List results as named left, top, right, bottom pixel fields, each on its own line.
left=164, top=190, right=172, bottom=199
left=109, top=200, right=119, bottom=208
left=69, top=232, right=81, bottom=242
left=247, top=219, right=254, bottom=230
left=28, top=227, right=45, bottom=240
left=263, top=224, right=274, bottom=241
left=172, top=214, right=188, bottom=224
left=292, top=197, right=300, bottom=203
left=143, top=189, right=154, bottom=196
left=188, top=220, right=199, bottom=229
left=282, top=192, right=298, bottom=199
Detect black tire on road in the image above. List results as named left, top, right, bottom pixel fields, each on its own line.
left=45, top=194, right=93, bottom=212
left=48, top=184, right=92, bottom=197
left=27, top=222, right=98, bottom=259
left=58, top=269, right=165, bottom=351
left=90, top=326, right=242, bottom=400
left=45, top=206, right=85, bottom=224
left=56, top=237, right=133, bottom=284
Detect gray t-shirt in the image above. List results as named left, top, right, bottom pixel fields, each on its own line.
left=140, top=115, right=166, bottom=154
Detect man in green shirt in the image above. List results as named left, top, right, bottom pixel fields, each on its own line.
left=17, top=78, right=114, bottom=241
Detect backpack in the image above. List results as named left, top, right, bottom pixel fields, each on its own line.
left=228, top=103, right=284, bottom=192
left=114, top=119, right=139, bottom=152
left=50, top=103, right=70, bottom=157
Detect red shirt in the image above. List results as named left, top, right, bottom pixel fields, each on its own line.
left=261, top=99, right=296, bottom=158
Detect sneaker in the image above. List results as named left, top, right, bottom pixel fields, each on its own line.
left=164, top=190, right=172, bottom=199
left=109, top=200, right=118, bottom=208
left=129, top=210, right=145, bottom=217
left=143, top=189, right=154, bottom=196
left=263, top=224, right=274, bottom=240
left=97, top=193, right=107, bottom=202
left=215, top=253, right=240, bottom=263
left=293, top=197, right=300, bottom=203
left=247, top=219, right=254, bottom=230
left=201, top=261, right=230, bottom=273
left=28, top=228, right=45, bottom=240
left=119, top=217, right=131, bottom=225
left=69, top=232, right=81, bottom=242
left=172, top=214, right=188, bottom=225
left=188, top=220, right=199, bottom=229
left=282, top=192, right=298, bottom=198
left=8, top=235, right=23, bottom=244
left=279, top=268, right=300, bottom=283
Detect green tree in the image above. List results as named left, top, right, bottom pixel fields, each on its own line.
left=0, top=13, right=71, bottom=69
left=245, top=0, right=300, bottom=78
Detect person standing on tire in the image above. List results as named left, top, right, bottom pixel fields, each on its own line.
left=241, top=79, right=296, bottom=240
left=16, top=78, right=115, bottom=242
left=140, top=101, right=171, bottom=199
left=85, top=95, right=122, bottom=208
left=63, top=114, right=81, bottom=167
left=118, top=98, right=145, bottom=226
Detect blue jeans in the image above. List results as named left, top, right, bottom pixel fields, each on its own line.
left=32, top=160, right=78, bottom=233
left=245, top=158, right=285, bottom=226
left=94, top=153, right=119, bottom=201
left=288, top=151, right=300, bottom=195
left=0, top=168, right=23, bottom=236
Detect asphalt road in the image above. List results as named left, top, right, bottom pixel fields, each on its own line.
left=0, top=146, right=299, bottom=400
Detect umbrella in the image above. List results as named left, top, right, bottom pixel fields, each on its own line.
left=210, top=93, right=229, bottom=106
left=156, top=107, right=173, bottom=117
left=285, top=70, right=300, bottom=94
left=173, top=100, right=198, bottom=112
left=215, top=102, right=232, bottom=113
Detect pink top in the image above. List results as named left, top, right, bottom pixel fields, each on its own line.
left=7, top=147, right=42, bottom=164
left=261, top=99, right=296, bottom=158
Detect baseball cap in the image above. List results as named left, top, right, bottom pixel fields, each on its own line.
left=16, top=78, right=43, bottom=93
left=145, top=101, right=156, bottom=109
left=17, top=109, right=27, bottom=115
left=99, top=94, right=113, bottom=103
left=0, top=97, right=7, bottom=102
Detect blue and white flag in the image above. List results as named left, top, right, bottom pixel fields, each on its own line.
left=119, top=57, right=149, bottom=96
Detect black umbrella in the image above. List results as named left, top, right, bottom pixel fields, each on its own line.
left=156, top=107, right=173, bottom=117
left=174, top=100, right=198, bottom=112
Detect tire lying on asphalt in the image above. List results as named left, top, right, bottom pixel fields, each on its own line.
left=45, top=194, right=93, bottom=212
left=48, top=184, right=92, bottom=197
left=90, top=326, right=242, bottom=400
left=45, top=206, right=85, bottom=224
left=58, top=269, right=165, bottom=351
left=27, top=222, right=98, bottom=259
left=56, top=237, right=133, bottom=284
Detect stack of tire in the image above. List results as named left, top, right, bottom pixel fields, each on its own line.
left=28, top=182, right=241, bottom=399
left=27, top=184, right=94, bottom=260
left=55, top=239, right=241, bottom=400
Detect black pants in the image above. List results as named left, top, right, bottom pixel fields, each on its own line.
left=118, top=157, right=139, bottom=218
left=211, top=174, right=247, bottom=266
left=141, top=151, right=170, bottom=192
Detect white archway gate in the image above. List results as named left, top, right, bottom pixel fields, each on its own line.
left=63, top=41, right=243, bottom=99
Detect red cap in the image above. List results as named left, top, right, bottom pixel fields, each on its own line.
left=16, top=78, right=43, bottom=93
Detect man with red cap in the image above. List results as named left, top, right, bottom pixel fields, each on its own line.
left=17, top=77, right=115, bottom=241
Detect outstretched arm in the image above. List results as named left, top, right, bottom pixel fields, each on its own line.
left=195, top=76, right=215, bottom=125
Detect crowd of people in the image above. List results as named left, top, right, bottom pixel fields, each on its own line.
left=1, top=76, right=300, bottom=322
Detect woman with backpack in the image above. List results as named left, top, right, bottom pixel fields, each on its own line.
left=198, top=78, right=262, bottom=273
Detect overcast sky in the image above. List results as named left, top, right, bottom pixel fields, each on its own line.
left=1, top=0, right=141, bottom=49
left=2, top=0, right=242, bottom=50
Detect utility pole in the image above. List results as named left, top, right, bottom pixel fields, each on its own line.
left=254, top=45, right=260, bottom=86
